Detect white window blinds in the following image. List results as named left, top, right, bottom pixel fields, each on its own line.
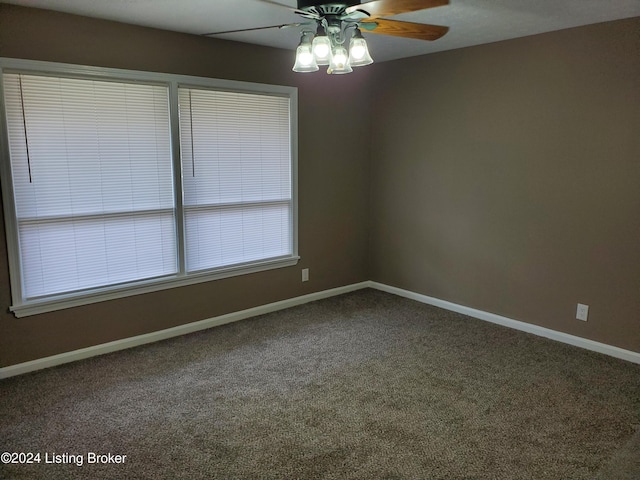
left=3, top=73, right=176, bottom=298
left=178, top=87, right=293, bottom=272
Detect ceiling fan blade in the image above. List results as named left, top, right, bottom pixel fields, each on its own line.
left=360, top=18, right=448, bottom=41
left=257, top=0, right=320, bottom=19
left=340, top=10, right=370, bottom=22
left=202, top=23, right=307, bottom=36
left=347, top=0, right=448, bottom=19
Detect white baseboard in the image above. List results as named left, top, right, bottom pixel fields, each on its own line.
left=369, top=281, right=640, bottom=365
left=2, top=280, right=638, bottom=378
left=0, top=282, right=370, bottom=379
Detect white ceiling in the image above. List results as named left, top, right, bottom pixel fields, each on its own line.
left=5, top=0, right=640, bottom=62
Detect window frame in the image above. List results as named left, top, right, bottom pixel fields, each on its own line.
left=0, top=58, right=299, bottom=318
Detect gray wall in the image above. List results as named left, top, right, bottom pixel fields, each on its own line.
left=369, top=18, right=640, bottom=352
left=0, top=4, right=371, bottom=366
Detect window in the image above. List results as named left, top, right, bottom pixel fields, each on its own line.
left=178, top=87, right=293, bottom=273
left=0, top=59, right=298, bottom=317
left=3, top=73, right=176, bottom=299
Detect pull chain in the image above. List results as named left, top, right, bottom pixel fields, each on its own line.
left=18, top=74, right=33, bottom=183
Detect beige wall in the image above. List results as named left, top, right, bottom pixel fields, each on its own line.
left=369, top=18, right=640, bottom=352
left=0, top=5, right=371, bottom=366
left=1, top=5, right=638, bottom=368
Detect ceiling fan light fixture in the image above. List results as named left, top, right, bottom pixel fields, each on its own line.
left=292, top=31, right=319, bottom=72
left=205, top=0, right=449, bottom=75
left=327, top=45, right=352, bottom=74
left=348, top=27, right=373, bottom=67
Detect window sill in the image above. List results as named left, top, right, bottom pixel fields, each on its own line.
left=10, top=255, right=300, bottom=318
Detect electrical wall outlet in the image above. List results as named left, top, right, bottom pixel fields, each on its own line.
left=576, top=303, right=589, bottom=321
left=302, top=268, right=309, bottom=282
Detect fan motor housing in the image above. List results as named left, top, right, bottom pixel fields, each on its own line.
left=297, top=1, right=360, bottom=13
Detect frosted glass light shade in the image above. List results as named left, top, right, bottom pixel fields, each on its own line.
left=293, top=33, right=318, bottom=73
left=312, top=35, right=332, bottom=65
left=348, top=39, right=373, bottom=67
left=348, top=30, right=373, bottom=67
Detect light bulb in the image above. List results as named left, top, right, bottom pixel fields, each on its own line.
left=313, top=42, right=330, bottom=59
left=298, top=50, right=314, bottom=66
left=350, top=44, right=366, bottom=60
left=328, top=45, right=352, bottom=74
left=333, top=50, right=347, bottom=68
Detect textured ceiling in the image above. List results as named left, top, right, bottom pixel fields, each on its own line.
left=4, top=0, right=640, bottom=62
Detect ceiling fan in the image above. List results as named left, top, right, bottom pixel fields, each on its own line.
left=203, top=0, right=449, bottom=74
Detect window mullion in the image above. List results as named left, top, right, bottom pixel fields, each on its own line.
left=169, top=80, right=186, bottom=276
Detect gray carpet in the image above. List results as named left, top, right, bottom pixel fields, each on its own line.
left=1, top=289, right=639, bottom=479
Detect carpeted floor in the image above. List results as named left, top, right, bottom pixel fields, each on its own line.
left=1, top=289, right=639, bottom=479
